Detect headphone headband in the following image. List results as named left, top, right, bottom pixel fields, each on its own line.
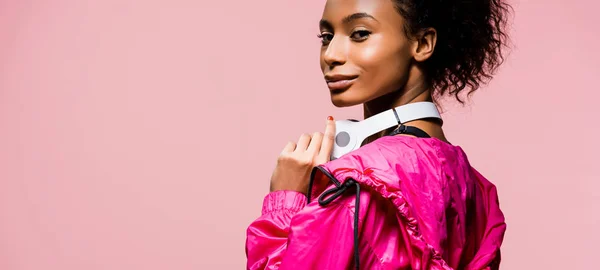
left=331, top=102, right=441, bottom=160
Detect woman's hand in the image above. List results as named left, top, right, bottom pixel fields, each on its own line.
left=269, top=116, right=336, bottom=195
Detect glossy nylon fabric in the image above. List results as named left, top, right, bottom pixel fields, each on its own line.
left=246, top=135, right=506, bottom=269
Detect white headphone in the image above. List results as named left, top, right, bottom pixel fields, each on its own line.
left=331, top=101, right=442, bottom=160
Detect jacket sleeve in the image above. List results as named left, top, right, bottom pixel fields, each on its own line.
left=245, top=190, right=355, bottom=270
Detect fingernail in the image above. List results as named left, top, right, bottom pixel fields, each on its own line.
left=327, top=116, right=333, bottom=121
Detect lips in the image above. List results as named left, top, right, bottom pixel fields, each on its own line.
left=324, top=74, right=358, bottom=91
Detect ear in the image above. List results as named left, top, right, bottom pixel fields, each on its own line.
left=411, top=28, right=437, bottom=62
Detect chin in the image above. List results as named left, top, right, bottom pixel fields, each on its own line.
left=329, top=91, right=366, bottom=108
left=329, top=84, right=376, bottom=107
left=330, top=99, right=353, bottom=108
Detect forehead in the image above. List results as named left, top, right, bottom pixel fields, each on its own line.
left=321, top=0, right=400, bottom=23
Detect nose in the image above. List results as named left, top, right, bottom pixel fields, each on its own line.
left=322, top=37, right=347, bottom=68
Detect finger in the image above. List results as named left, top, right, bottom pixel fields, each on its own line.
left=307, top=132, right=324, bottom=153
left=318, top=116, right=336, bottom=161
left=281, top=141, right=296, bottom=154
left=295, top=133, right=312, bottom=152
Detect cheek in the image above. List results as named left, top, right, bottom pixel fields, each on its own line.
left=353, top=41, right=410, bottom=93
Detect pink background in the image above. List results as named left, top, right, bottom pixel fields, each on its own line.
left=1, top=0, right=598, bottom=269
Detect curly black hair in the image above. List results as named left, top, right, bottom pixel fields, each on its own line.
left=393, top=0, right=513, bottom=104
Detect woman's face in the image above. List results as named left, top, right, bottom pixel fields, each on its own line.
left=319, top=0, right=414, bottom=107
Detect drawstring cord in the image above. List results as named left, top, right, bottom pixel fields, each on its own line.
left=318, top=178, right=361, bottom=270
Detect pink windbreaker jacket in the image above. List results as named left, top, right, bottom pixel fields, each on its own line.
left=246, top=135, right=506, bottom=270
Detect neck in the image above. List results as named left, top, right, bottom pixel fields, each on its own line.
left=361, top=76, right=448, bottom=145
left=363, top=80, right=431, bottom=119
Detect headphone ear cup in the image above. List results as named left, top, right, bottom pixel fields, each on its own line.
left=335, top=131, right=351, bottom=147
left=331, top=119, right=359, bottom=160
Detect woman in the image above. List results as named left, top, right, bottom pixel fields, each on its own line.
left=246, top=0, right=511, bottom=269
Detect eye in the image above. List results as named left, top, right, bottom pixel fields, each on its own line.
left=317, top=32, right=333, bottom=45
left=350, top=30, right=371, bottom=41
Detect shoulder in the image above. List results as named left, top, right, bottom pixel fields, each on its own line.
left=367, top=135, right=474, bottom=173
left=315, top=136, right=466, bottom=209
left=342, top=135, right=447, bottom=174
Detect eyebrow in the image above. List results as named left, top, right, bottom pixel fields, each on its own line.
left=319, top=12, right=378, bottom=28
